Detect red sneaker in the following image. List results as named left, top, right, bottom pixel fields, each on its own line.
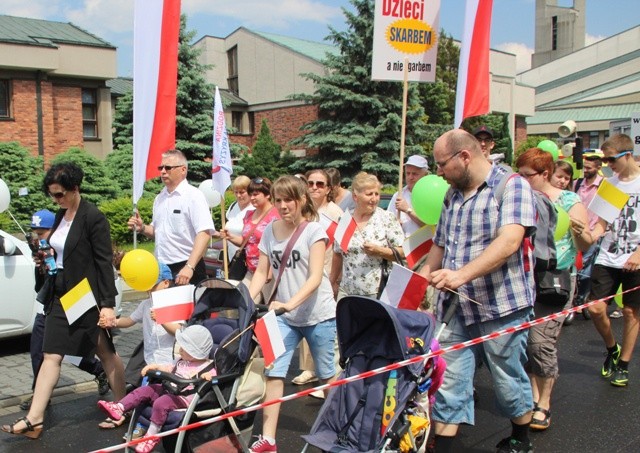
left=249, top=435, right=277, bottom=452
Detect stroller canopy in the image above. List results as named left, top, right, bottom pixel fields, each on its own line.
left=190, top=279, right=256, bottom=364
left=336, top=296, right=436, bottom=377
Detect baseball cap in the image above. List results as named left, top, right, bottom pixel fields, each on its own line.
left=31, top=209, right=55, bottom=229
left=156, top=263, right=173, bottom=285
left=473, top=125, right=494, bottom=139
left=176, top=325, right=213, bottom=360
left=405, top=155, right=429, bottom=168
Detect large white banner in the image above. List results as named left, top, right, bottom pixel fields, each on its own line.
left=631, top=111, right=640, bottom=157
left=371, top=0, right=441, bottom=82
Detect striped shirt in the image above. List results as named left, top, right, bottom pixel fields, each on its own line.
left=434, top=165, right=536, bottom=326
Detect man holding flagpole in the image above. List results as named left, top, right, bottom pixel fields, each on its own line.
left=128, top=150, right=215, bottom=286
left=587, top=134, right=640, bottom=388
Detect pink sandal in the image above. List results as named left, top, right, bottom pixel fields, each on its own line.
left=135, top=437, right=160, bottom=453
left=97, top=400, right=125, bottom=423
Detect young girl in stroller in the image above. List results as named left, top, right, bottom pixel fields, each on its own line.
left=97, top=325, right=216, bottom=453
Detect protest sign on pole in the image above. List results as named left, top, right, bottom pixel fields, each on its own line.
left=371, top=0, right=441, bottom=82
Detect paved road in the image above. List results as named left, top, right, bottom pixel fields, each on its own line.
left=0, top=301, right=638, bottom=452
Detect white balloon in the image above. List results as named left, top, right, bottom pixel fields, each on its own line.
left=198, top=180, right=222, bottom=208
left=0, top=179, right=10, bottom=213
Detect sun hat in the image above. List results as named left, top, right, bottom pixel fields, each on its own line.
left=156, top=263, right=173, bottom=285
left=30, top=209, right=55, bottom=229
left=405, top=155, right=429, bottom=168
left=176, top=325, right=213, bottom=360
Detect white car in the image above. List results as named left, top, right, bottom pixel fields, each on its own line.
left=0, top=230, right=122, bottom=339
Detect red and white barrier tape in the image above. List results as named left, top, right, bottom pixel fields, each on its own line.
left=90, top=286, right=637, bottom=452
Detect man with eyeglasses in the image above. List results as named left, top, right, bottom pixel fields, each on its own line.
left=128, top=150, right=215, bottom=286
left=419, top=129, right=537, bottom=452
left=587, top=134, right=640, bottom=388
left=387, top=154, right=429, bottom=236
left=473, top=125, right=495, bottom=160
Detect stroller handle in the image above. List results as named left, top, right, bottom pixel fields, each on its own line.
left=255, top=304, right=286, bottom=317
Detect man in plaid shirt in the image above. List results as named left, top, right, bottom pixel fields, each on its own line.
left=420, top=129, right=537, bottom=453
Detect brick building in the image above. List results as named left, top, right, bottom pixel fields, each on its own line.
left=0, top=15, right=116, bottom=162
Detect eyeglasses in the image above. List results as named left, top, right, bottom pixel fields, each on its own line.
left=476, top=137, right=493, bottom=144
left=518, top=171, right=541, bottom=179
left=48, top=190, right=67, bottom=199
left=307, top=180, right=327, bottom=189
left=157, top=165, right=184, bottom=171
left=601, top=151, right=632, bottom=165
left=252, top=177, right=264, bottom=184
left=435, top=151, right=462, bottom=169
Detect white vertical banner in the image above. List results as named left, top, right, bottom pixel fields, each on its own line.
left=631, top=111, right=640, bottom=157
left=371, top=0, right=441, bottom=82
left=212, top=86, right=233, bottom=195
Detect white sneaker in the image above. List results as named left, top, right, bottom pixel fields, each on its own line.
left=292, top=370, right=318, bottom=385
left=309, top=390, right=325, bottom=400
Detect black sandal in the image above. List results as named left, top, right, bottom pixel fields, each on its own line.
left=530, top=407, right=551, bottom=430
left=1, top=416, right=43, bottom=439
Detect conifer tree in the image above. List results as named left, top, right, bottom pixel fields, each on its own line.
left=291, top=0, right=427, bottom=185
left=237, top=120, right=296, bottom=180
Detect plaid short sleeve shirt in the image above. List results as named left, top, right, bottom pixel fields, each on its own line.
left=434, top=165, right=536, bottom=325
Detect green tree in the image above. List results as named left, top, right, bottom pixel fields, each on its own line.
left=0, top=142, right=50, bottom=232
left=419, top=30, right=459, bottom=125
left=291, top=0, right=428, bottom=185
left=51, top=148, right=119, bottom=206
left=104, top=145, right=164, bottom=199
left=237, top=120, right=296, bottom=180
left=462, top=113, right=514, bottom=163
left=515, top=135, right=548, bottom=161
left=111, top=15, right=215, bottom=183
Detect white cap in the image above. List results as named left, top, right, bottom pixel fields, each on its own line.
left=176, top=325, right=213, bottom=360
left=405, top=155, right=429, bottom=169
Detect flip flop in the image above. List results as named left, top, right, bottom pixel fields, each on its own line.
left=98, top=416, right=127, bottom=429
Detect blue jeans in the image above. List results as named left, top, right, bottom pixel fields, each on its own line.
left=265, top=317, right=336, bottom=380
left=576, top=240, right=600, bottom=303
left=432, top=308, right=534, bottom=425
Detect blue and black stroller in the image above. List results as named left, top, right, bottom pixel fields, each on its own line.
left=303, top=296, right=437, bottom=453
left=124, top=278, right=264, bottom=453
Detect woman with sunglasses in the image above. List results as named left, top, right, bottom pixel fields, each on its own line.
left=290, top=169, right=343, bottom=389
left=220, top=177, right=280, bottom=302
left=2, top=163, right=126, bottom=439
left=247, top=175, right=336, bottom=453
left=515, top=148, right=593, bottom=431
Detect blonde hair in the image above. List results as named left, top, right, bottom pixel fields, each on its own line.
left=271, top=175, right=318, bottom=221
left=351, top=172, right=381, bottom=194
left=231, top=175, right=251, bottom=191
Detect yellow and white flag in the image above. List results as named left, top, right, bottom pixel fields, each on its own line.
left=587, top=179, right=630, bottom=224
left=60, top=278, right=98, bottom=324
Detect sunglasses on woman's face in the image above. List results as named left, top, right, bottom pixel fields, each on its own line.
left=48, top=190, right=67, bottom=199
left=307, top=180, right=326, bottom=189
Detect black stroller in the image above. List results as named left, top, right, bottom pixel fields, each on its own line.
left=124, top=278, right=264, bottom=453
left=303, top=296, right=437, bottom=453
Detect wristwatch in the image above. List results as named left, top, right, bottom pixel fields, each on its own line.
left=185, top=263, right=196, bottom=272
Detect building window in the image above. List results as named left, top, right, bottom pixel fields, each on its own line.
left=82, top=88, right=98, bottom=138
left=0, top=80, right=10, bottom=118
left=589, top=131, right=599, bottom=149
left=227, top=46, right=238, bottom=95
left=551, top=16, right=558, bottom=51
left=232, top=112, right=243, bottom=132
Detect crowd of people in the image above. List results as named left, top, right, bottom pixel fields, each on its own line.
left=2, top=131, right=639, bottom=453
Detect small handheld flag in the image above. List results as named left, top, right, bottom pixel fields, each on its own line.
left=60, top=278, right=98, bottom=324
left=587, top=179, right=630, bottom=224
left=152, top=285, right=195, bottom=324
left=334, top=211, right=357, bottom=253
left=255, top=311, right=285, bottom=368
left=379, top=263, right=429, bottom=311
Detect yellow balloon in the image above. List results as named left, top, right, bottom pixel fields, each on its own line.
left=120, top=249, right=160, bottom=291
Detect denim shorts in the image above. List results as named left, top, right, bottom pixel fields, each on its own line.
left=432, top=308, right=534, bottom=425
left=264, top=317, right=336, bottom=380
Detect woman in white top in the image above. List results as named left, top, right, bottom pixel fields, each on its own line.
left=247, top=175, right=336, bottom=452
left=223, top=176, right=255, bottom=258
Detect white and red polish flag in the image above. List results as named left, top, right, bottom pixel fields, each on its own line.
left=379, top=263, right=429, bottom=311
left=319, top=213, right=339, bottom=248
left=132, top=0, right=181, bottom=204
left=403, top=225, right=435, bottom=268
left=255, top=311, right=285, bottom=367
left=333, top=211, right=357, bottom=253
left=152, top=284, right=195, bottom=324
left=454, top=0, right=494, bottom=128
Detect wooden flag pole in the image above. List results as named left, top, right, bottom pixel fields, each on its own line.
left=219, top=197, right=229, bottom=280
left=397, top=57, right=409, bottom=218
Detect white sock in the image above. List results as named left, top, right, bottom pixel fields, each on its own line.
left=146, top=422, right=161, bottom=436
left=262, top=435, right=275, bottom=445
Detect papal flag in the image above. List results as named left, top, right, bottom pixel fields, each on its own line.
left=60, top=278, right=98, bottom=325
left=588, top=179, right=630, bottom=224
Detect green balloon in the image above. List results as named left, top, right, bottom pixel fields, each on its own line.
left=412, top=175, right=450, bottom=225
left=538, top=140, right=559, bottom=161
left=614, top=284, right=623, bottom=308
left=554, top=206, right=570, bottom=241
